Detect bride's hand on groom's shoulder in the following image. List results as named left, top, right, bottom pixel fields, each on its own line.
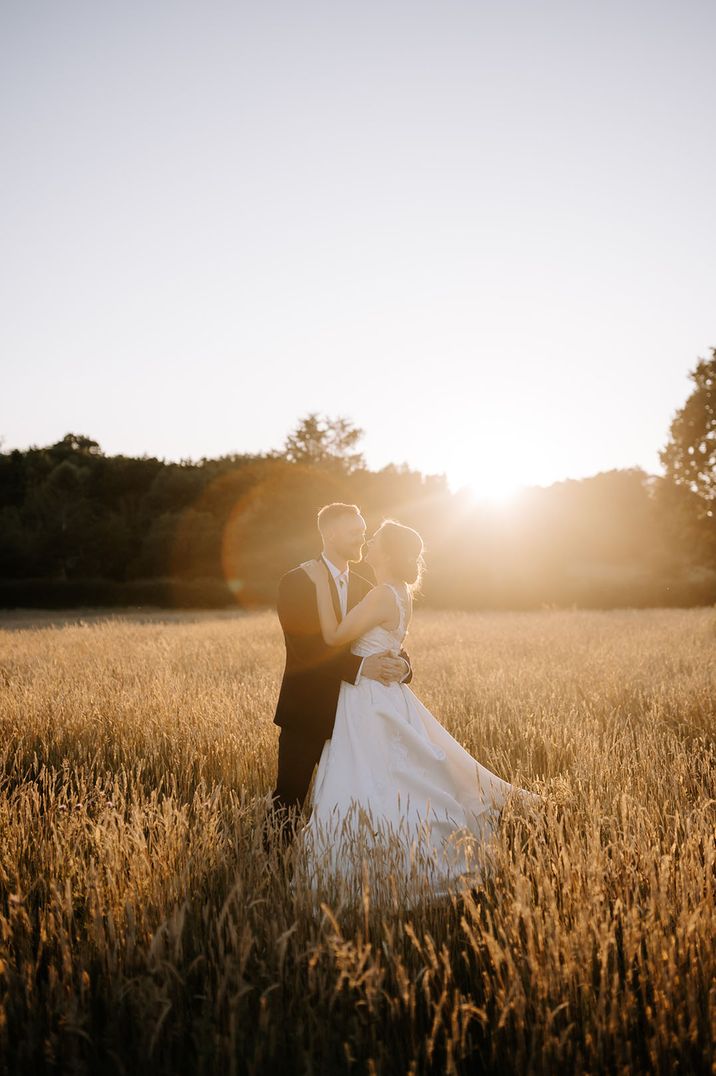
left=300, top=559, right=324, bottom=585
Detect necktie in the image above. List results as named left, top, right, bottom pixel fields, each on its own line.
left=338, top=574, right=347, bottom=617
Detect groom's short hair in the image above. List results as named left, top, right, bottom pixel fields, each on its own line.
left=317, top=502, right=361, bottom=535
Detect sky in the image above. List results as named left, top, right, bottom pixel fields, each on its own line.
left=1, top=0, right=714, bottom=498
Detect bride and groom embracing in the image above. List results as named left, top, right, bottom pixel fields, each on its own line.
left=269, top=502, right=537, bottom=898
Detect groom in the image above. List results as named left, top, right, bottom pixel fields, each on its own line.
left=269, top=502, right=413, bottom=839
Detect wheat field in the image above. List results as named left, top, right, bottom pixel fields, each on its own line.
left=0, top=607, right=714, bottom=1075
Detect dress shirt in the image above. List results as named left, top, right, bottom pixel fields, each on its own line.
left=321, top=553, right=349, bottom=617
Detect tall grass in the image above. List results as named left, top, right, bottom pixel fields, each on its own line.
left=0, top=607, right=714, bottom=1074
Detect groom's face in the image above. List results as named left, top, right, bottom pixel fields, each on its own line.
left=332, top=511, right=367, bottom=562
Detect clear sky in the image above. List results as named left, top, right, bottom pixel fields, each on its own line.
left=1, top=0, right=714, bottom=497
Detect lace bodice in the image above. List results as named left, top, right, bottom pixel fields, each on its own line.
left=351, top=583, right=409, bottom=658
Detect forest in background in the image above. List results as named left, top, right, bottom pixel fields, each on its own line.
left=1, top=351, right=714, bottom=610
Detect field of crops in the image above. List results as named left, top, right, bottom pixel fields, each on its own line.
left=0, top=607, right=714, bottom=1074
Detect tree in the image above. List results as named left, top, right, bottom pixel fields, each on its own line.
left=277, top=414, right=366, bottom=473
left=660, top=349, right=716, bottom=516
left=28, top=460, right=95, bottom=578
left=52, top=433, right=103, bottom=458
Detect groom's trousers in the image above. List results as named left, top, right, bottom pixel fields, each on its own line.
left=269, top=726, right=326, bottom=836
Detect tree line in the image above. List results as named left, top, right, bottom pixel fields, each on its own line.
left=1, top=350, right=714, bottom=609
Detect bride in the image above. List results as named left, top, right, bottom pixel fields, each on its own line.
left=297, top=519, right=539, bottom=904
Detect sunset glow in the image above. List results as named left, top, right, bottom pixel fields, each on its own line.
left=462, top=476, right=525, bottom=506
left=1, top=2, right=714, bottom=487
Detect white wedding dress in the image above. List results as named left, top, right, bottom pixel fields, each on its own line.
left=296, top=585, right=539, bottom=906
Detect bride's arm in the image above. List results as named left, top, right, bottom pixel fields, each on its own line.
left=302, top=562, right=393, bottom=646
left=319, top=585, right=393, bottom=646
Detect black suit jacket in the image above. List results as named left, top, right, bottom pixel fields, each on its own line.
left=273, top=562, right=413, bottom=741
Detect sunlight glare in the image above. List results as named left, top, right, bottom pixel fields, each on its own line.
left=449, top=464, right=526, bottom=506
left=463, top=476, right=525, bottom=507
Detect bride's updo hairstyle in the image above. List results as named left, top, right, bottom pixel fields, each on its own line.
left=378, top=520, right=425, bottom=595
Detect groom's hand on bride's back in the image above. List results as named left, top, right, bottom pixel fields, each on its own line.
left=361, top=650, right=409, bottom=687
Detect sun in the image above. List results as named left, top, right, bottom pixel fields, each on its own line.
left=450, top=469, right=525, bottom=506
left=467, top=478, right=524, bottom=506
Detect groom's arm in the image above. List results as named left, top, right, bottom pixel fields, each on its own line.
left=398, top=648, right=413, bottom=685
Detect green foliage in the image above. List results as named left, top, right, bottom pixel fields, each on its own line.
left=660, top=349, right=716, bottom=513
left=0, top=411, right=715, bottom=608
left=277, top=413, right=366, bottom=472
